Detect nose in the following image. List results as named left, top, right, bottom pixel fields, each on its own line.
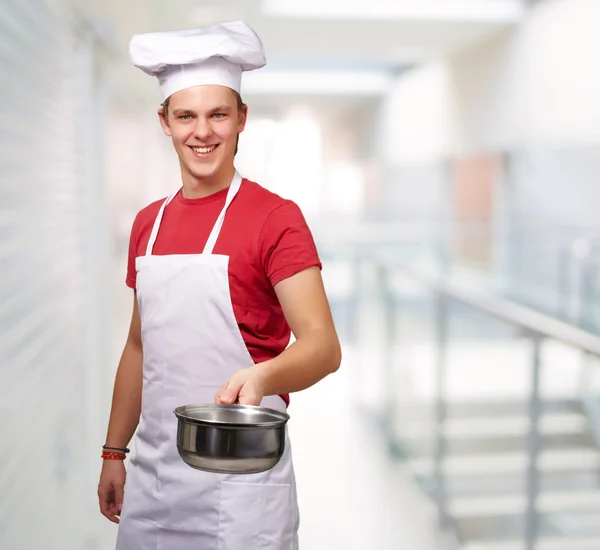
left=192, top=117, right=212, bottom=141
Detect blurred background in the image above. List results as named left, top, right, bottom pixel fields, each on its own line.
left=3, top=0, right=600, bottom=549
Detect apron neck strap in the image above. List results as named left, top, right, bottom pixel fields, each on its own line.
left=202, top=171, right=242, bottom=255
left=145, top=190, right=178, bottom=256
left=145, top=171, right=243, bottom=257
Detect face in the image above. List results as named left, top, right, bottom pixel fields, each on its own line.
left=159, top=85, right=247, bottom=182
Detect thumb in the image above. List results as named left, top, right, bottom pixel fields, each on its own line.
left=217, top=378, right=242, bottom=404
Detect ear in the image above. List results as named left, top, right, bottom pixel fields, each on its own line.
left=237, top=104, right=248, bottom=134
left=158, top=107, right=172, bottom=137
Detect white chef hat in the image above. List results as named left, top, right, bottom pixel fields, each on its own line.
left=129, top=20, right=266, bottom=101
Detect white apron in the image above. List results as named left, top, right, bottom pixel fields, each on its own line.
left=115, top=172, right=300, bottom=550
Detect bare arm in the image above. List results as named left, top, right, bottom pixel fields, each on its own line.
left=98, top=291, right=143, bottom=523
left=216, top=267, right=341, bottom=404
left=258, top=266, right=341, bottom=395
left=104, top=291, right=143, bottom=448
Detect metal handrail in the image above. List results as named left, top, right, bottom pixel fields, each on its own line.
left=378, top=262, right=600, bottom=550
left=401, top=265, right=600, bottom=354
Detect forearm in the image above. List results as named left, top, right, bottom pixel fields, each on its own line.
left=104, top=341, right=143, bottom=448
left=257, top=328, right=341, bottom=396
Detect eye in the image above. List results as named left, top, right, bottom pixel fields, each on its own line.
left=179, top=115, right=193, bottom=120
left=212, top=113, right=225, bottom=119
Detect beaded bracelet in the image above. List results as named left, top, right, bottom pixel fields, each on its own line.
left=102, top=451, right=127, bottom=460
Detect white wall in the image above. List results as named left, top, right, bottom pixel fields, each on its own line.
left=379, top=61, right=457, bottom=164
left=383, top=0, right=600, bottom=161
left=454, top=0, right=600, bottom=152
left=374, top=62, right=455, bottom=227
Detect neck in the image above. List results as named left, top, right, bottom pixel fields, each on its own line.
left=180, top=164, right=236, bottom=199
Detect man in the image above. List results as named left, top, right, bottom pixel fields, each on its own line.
left=97, top=20, right=341, bottom=550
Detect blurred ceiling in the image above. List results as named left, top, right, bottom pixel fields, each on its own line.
left=75, top=0, right=525, bottom=109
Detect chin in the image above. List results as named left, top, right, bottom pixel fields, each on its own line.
left=191, top=166, right=218, bottom=179
left=182, top=159, right=220, bottom=180
left=190, top=156, right=231, bottom=179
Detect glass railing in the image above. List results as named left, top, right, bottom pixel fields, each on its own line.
left=314, top=221, right=600, bottom=550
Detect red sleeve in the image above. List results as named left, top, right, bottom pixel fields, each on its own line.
left=126, top=214, right=141, bottom=289
left=259, top=202, right=322, bottom=287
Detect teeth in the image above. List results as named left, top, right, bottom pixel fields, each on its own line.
left=192, top=146, right=216, bottom=154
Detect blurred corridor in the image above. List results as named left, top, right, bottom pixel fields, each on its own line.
left=3, top=1, right=600, bottom=549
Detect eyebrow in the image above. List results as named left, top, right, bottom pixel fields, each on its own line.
left=171, top=108, right=195, bottom=116
left=208, top=105, right=233, bottom=114
left=171, top=106, right=233, bottom=116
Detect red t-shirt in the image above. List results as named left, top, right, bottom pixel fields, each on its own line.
left=126, top=178, right=322, bottom=407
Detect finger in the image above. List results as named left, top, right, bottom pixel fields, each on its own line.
left=115, top=483, right=125, bottom=515
left=109, top=507, right=120, bottom=524
left=237, top=387, right=260, bottom=406
left=108, top=503, right=120, bottom=524
left=98, top=485, right=110, bottom=515
left=99, top=486, right=119, bottom=524
left=214, top=384, right=228, bottom=404
left=237, top=393, right=259, bottom=406
left=217, top=378, right=243, bottom=404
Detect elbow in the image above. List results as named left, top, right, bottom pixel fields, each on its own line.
left=327, top=337, right=342, bottom=374
left=303, top=327, right=342, bottom=376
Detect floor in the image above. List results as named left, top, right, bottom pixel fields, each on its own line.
left=282, top=353, right=445, bottom=550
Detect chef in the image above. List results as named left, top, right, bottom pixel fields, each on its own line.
left=96, top=20, right=341, bottom=550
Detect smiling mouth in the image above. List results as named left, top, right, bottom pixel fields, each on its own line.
left=190, top=144, right=219, bottom=156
